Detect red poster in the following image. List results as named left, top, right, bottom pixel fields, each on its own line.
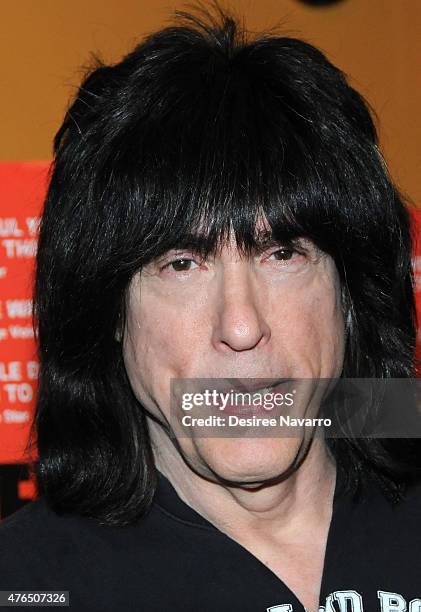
left=0, top=163, right=49, bottom=464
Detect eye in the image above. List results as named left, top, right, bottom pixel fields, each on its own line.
left=267, top=247, right=296, bottom=261
left=161, top=258, right=199, bottom=272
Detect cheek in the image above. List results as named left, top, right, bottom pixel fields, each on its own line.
left=270, top=275, right=345, bottom=376
left=123, top=293, right=209, bottom=422
left=123, top=290, right=202, bottom=390
left=303, top=284, right=345, bottom=375
left=121, top=310, right=177, bottom=420
left=312, top=291, right=345, bottom=357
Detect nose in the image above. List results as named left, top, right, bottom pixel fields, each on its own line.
left=211, top=265, right=271, bottom=353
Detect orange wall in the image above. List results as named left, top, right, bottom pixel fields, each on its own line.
left=1, top=0, right=420, bottom=202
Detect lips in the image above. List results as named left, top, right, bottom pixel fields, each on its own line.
left=212, top=378, right=291, bottom=394
left=205, top=379, right=293, bottom=415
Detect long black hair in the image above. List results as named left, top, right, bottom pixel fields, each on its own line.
left=30, top=4, right=420, bottom=525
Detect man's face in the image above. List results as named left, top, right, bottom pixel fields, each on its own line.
left=122, top=219, right=345, bottom=484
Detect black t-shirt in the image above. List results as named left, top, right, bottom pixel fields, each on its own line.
left=0, top=465, right=420, bottom=611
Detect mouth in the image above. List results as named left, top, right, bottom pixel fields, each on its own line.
left=218, top=378, right=291, bottom=394
left=206, top=378, right=293, bottom=415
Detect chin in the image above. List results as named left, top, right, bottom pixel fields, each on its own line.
left=189, top=436, right=303, bottom=486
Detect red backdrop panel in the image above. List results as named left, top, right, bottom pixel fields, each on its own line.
left=0, top=163, right=49, bottom=464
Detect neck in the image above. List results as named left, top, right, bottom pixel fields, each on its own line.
left=149, top=420, right=337, bottom=543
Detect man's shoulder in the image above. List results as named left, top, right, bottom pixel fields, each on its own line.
left=359, top=476, right=421, bottom=541
left=0, top=498, right=121, bottom=578
left=0, top=500, right=62, bottom=587
left=0, top=498, right=151, bottom=591
left=0, top=499, right=85, bottom=563
left=0, top=499, right=52, bottom=540
left=397, top=478, right=421, bottom=518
